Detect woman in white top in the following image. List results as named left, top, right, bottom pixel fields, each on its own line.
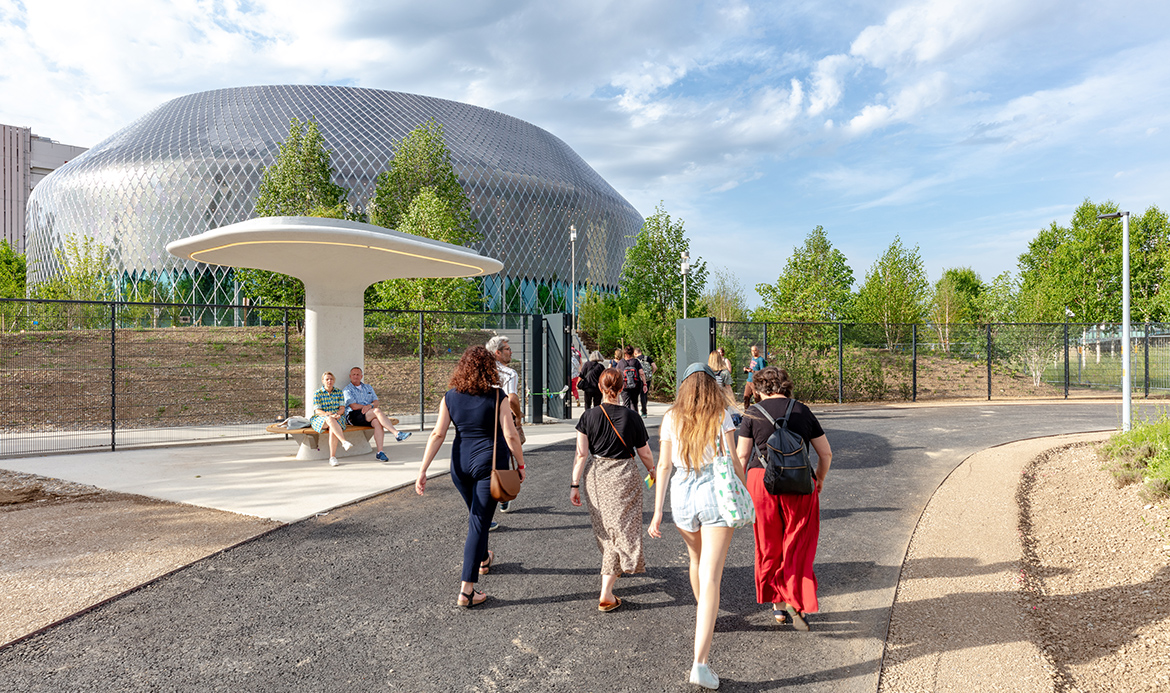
left=649, top=362, right=745, bottom=690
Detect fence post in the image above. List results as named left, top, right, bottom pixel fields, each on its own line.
left=1145, top=322, right=1150, bottom=398
left=837, top=322, right=844, bottom=404
left=418, top=311, right=425, bottom=431
left=110, top=301, right=117, bottom=452
left=284, top=307, right=290, bottom=424
left=1064, top=321, right=1069, bottom=400
left=912, top=324, right=917, bottom=402
left=521, top=314, right=528, bottom=419
left=986, top=323, right=992, bottom=401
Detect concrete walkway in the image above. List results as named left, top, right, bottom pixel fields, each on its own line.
left=0, top=402, right=672, bottom=523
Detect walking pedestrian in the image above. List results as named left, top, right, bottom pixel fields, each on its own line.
left=415, top=346, right=526, bottom=608
left=649, top=362, right=744, bottom=690
left=615, top=346, right=644, bottom=412
left=569, top=368, right=656, bottom=611
left=633, top=346, right=655, bottom=416
left=742, top=345, right=765, bottom=408
left=579, top=351, right=605, bottom=410
left=735, top=366, right=832, bottom=631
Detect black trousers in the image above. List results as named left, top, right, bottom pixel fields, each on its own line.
left=583, top=388, right=602, bottom=410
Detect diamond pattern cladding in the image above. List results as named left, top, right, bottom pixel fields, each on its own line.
left=25, top=85, right=642, bottom=305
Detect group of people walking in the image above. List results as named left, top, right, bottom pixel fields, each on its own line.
left=412, top=340, right=831, bottom=690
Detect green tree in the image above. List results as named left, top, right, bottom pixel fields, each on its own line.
left=620, top=202, right=706, bottom=316
left=928, top=267, right=982, bottom=351
left=28, top=232, right=115, bottom=328
left=1016, top=199, right=1170, bottom=323
left=254, top=118, right=348, bottom=217
left=237, top=118, right=351, bottom=308
left=369, top=118, right=475, bottom=241
left=369, top=188, right=483, bottom=312
left=367, top=121, right=482, bottom=313
left=854, top=236, right=929, bottom=349
left=0, top=239, right=26, bottom=299
left=755, top=225, right=854, bottom=322
left=703, top=267, right=748, bottom=325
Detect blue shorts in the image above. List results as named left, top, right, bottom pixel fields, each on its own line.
left=669, top=465, right=730, bottom=532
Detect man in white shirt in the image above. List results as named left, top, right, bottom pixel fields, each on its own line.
left=486, top=335, right=524, bottom=517
left=343, top=366, right=411, bottom=462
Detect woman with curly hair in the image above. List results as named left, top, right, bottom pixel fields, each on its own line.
left=649, top=363, right=744, bottom=689
left=416, top=346, right=526, bottom=608
left=735, top=366, right=831, bottom=631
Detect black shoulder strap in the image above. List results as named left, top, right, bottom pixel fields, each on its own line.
left=780, top=397, right=796, bottom=429
left=752, top=400, right=795, bottom=429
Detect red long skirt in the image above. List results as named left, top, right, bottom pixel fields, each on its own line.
left=746, top=467, right=820, bottom=613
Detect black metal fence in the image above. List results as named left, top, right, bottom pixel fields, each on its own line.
left=714, top=320, right=1170, bottom=404
left=0, top=298, right=539, bottom=458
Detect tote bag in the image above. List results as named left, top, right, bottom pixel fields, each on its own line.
left=712, top=428, right=755, bottom=528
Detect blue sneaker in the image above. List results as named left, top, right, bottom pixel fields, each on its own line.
left=375, top=451, right=389, bottom=462
left=396, top=431, right=412, bottom=442
left=489, top=521, right=499, bottom=531
left=499, top=500, right=512, bottom=513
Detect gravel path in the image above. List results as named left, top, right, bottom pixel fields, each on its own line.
left=880, top=432, right=1170, bottom=692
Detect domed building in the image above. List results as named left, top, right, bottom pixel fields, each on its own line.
left=25, top=85, right=642, bottom=312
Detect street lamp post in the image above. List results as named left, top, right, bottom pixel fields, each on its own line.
left=681, top=251, right=690, bottom=319
left=569, top=225, right=577, bottom=330
left=1098, top=210, right=1132, bottom=431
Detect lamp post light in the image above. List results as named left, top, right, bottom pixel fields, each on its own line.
left=1098, top=210, right=1132, bottom=431
left=569, top=224, right=577, bottom=330
left=681, top=250, right=690, bottom=319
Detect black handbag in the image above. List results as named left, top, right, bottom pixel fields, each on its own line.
left=752, top=400, right=815, bottom=496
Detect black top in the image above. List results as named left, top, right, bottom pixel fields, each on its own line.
left=579, top=360, right=605, bottom=391
left=576, top=402, right=649, bottom=458
left=736, top=397, right=825, bottom=471
left=616, top=357, right=644, bottom=390
left=444, top=389, right=511, bottom=477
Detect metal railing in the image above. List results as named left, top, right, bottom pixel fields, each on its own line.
left=713, top=319, right=1170, bottom=404
left=0, top=298, right=538, bottom=458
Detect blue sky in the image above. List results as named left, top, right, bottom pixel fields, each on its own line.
left=2, top=0, right=1169, bottom=307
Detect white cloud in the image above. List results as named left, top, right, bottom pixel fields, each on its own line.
left=849, top=0, right=1057, bottom=70
left=806, top=54, right=853, bottom=116
left=845, top=72, right=949, bottom=135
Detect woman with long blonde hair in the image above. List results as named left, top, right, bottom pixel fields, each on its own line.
left=649, top=363, right=745, bottom=690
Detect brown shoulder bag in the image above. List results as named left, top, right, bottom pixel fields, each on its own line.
left=490, top=390, right=522, bottom=502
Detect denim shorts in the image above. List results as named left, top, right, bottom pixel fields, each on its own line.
left=669, top=465, right=730, bottom=532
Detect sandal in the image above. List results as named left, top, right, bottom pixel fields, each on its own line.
left=479, top=549, right=494, bottom=575
left=457, top=590, right=487, bottom=608
left=785, top=604, right=809, bottom=631
left=598, top=596, right=622, bottom=612
left=772, top=609, right=790, bottom=624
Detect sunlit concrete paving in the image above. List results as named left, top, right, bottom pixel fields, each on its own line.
left=0, top=403, right=668, bottom=523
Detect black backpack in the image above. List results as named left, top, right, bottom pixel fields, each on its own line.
left=620, top=359, right=641, bottom=390
left=752, top=399, right=815, bottom=495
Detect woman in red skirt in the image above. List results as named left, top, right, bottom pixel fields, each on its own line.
left=735, top=366, right=832, bottom=630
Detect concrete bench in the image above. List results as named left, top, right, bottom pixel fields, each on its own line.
left=266, top=418, right=398, bottom=462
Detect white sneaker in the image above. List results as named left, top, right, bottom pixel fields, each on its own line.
left=341, top=439, right=353, bottom=451
left=689, top=663, right=719, bottom=689
left=329, top=457, right=340, bottom=467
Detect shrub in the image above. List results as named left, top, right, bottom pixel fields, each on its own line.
left=1101, top=418, right=1170, bottom=500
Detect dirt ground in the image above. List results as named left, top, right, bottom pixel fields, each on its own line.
left=0, top=470, right=280, bottom=647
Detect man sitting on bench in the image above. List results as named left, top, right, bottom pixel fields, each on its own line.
left=343, top=366, right=411, bottom=462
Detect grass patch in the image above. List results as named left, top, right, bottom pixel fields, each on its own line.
left=1101, top=416, right=1170, bottom=502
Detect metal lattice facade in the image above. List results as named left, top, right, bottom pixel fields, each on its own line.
left=25, top=85, right=642, bottom=310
